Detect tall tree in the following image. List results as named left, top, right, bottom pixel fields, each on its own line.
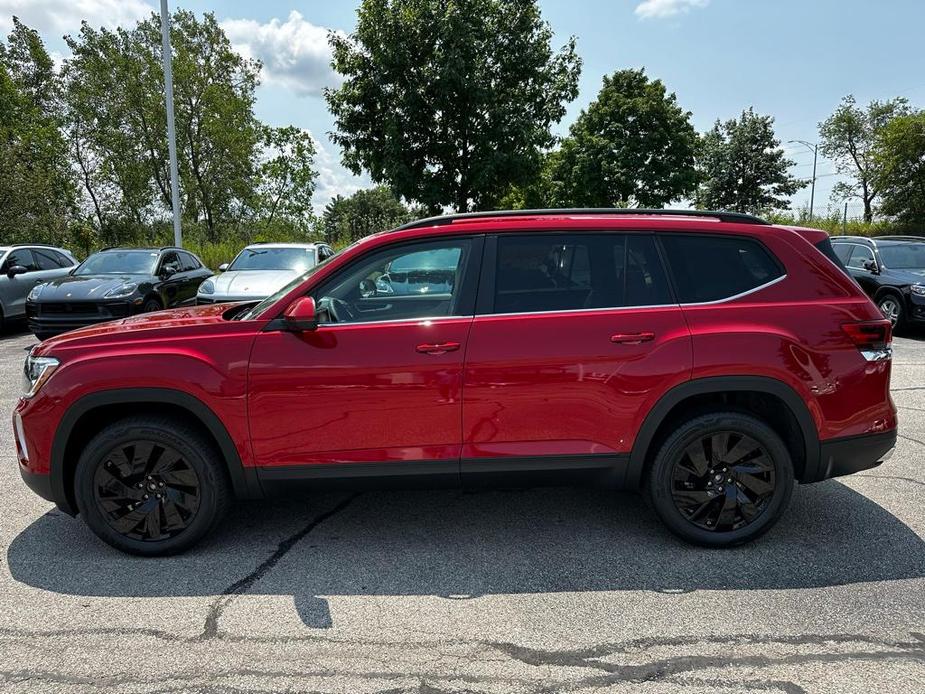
left=326, top=0, right=581, bottom=213
left=0, top=18, right=76, bottom=244
left=819, top=95, right=910, bottom=222
left=250, top=125, right=318, bottom=235
left=545, top=69, right=698, bottom=208
left=321, top=187, right=414, bottom=245
left=874, top=111, right=925, bottom=225
left=695, top=108, right=804, bottom=215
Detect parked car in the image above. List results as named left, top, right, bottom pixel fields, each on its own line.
left=197, top=242, right=335, bottom=305
left=14, top=210, right=895, bottom=555
left=830, top=235, right=925, bottom=328
left=25, top=247, right=211, bottom=340
left=0, top=245, right=77, bottom=331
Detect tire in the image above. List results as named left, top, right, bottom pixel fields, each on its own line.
left=877, top=293, right=904, bottom=330
left=142, top=297, right=163, bottom=313
left=74, top=415, right=232, bottom=556
left=646, top=412, right=794, bottom=547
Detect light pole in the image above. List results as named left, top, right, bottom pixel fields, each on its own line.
left=788, top=140, right=818, bottom=221
left=160, top=0, right=182, bottom=248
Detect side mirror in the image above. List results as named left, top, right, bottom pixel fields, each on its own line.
left=283, top=296, right=318, bottom=332
left=162, top=264, right=178, bottom=278
left=863, top=259, right=879, bottom=274
left=218, top=263, right=229, bottom=272
left=6, top=265, right=27, bottom=278
left=359, top=279, right=377, bottom=298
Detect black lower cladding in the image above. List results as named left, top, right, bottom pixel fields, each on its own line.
left=817, top=429, right=896, bottom=481
left=255, top=454, right=630, bottom=493
left=19, top=467, right=54, bottom=502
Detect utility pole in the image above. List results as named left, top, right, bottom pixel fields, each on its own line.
left=160, top=0, right=182, bottom=248
left=842, top=201, right=848, bottom=235
left=788, top=140, right=818, bottom=220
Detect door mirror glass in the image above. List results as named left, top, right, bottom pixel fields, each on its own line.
left=284, top=296, right=318, bottom=331
left=218, top=263, right=229, bottom=272
left=7, top=265, right=27, bottom=278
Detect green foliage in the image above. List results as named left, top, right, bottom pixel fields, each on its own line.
left=873, top=111, right=925, bottom=226
left=767, top=210, right=913, bottom=237
left=326, top=0, right=581, bottom=213
left=819, top=95, right=911, bottom=222
left=695, top=108, right=804, bottom=215
left=321, top=186, right=415, bottom=244
left=0, top=18, right=76, bottom=245
left=250, top=125, right=319, bottom=237
left=544, top=69, right=698, bottom=208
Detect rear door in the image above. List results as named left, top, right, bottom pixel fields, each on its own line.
left=461, top=232, right=692, bottom=480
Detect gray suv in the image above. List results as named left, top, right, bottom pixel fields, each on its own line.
left=0, top=245, right=77, bottom=330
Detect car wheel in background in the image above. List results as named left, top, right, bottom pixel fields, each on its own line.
left=74, top=415, right=232, bottom=556
left=878, top=294, right=903, bottom=329
left=142, top=298, right=162, bottom=313
left=647, top=412, right=794, bottom=547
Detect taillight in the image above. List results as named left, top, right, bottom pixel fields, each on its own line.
left=842, top=320, right=892, bottom=361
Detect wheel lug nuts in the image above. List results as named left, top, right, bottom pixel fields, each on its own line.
left=727, top=478, right=733, bottom=483
left=143, top=494, right=148, bottom=500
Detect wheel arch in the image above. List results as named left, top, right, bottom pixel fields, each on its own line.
left=627, top=376, right=820, bottom=489
left=50, top=388, right=263, bottom=515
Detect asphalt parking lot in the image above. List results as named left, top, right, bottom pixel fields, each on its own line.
left=0, top=324, right=922, bottom=693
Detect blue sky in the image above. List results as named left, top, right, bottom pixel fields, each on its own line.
left=3, top=0, right=923, bottom=215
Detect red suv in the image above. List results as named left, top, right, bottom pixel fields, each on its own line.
left=14, top=210, right=897, bottom=555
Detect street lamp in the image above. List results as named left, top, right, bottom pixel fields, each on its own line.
left=160, top=0, right=182, bottom=248
left=788, top=140, right=818, bottom=221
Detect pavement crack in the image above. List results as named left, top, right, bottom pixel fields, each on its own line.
left=198, top=493, right=360, bottom=640
left=855, top=473, right=925, bottom=487
left=899, top=433, right=925, bottom=449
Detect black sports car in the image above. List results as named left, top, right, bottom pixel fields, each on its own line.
left=831, top=235, right=925, bottom=329
left=26, top=247, right=212, bottom=340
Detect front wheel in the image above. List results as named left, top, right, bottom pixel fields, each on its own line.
left=878, top=295, right=903, bottom=329
left=647, top=412, right=794, bottom=547
left=74, top=416, right=231, bottom=556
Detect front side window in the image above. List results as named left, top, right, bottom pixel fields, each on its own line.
left=3, top=249, right=38, bottom=272
left=230, top=247, right=317, bottom=273
left=660, top=234, right=784, bottom=303
left=75, top=251, right=159, bottom=276
left=492, top=234, right=671, bottom=314
left=846, top=245, right=875, bottom=270
left=312, top=239, right=472, bottom=324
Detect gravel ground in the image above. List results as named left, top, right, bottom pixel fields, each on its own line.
left=0, top=322, right=922, bottom=693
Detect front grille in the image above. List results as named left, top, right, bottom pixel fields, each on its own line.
left=40, top=302, right=100, bottom=316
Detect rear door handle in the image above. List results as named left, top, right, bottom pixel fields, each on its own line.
left=416, top=341, right=461, bottom=355
left=610, top=332, right=655, bottom=345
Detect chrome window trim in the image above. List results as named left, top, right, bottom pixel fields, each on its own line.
left=679, top=273, right=788, bottom=307
left=317, top=314, right=474, bottom=329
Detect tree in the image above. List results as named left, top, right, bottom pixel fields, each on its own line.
left=0, top=18, right=76, bottom=244
left=545, top=69, right=698, bottom=208
left=819, top=95, right=910, bottom=222
left=874, top=111, right=925, bottom=225
left=695, top=108, right=804, bottom=215
left=321, top=187, right=414, bottom=245
left=326, top=0, right=581, bottom=213
left=249, top=126, right=318, bottom=236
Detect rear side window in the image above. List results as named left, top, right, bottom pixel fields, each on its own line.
left=660, top=235, right=783, bottom=303
left=492, top=234, right=671, bottom=314
left=829, top=241, right=853, bottom=266
left=179, top=252, right=201, bottom=271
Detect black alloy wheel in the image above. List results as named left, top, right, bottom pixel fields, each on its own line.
left=93, top=440, right=201, bottom=541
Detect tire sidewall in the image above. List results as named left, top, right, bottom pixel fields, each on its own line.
left=648, top=412, right=795, bottom=547
left=878, top=294, right=903, bottom=329
left=74, top=418, right=226, bottom=556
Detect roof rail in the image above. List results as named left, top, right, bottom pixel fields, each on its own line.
left=395, top=208, right=770, bottom=232
left=872, top=235, right=925, bottom=242
left=10, top=243, right=64, bottom=249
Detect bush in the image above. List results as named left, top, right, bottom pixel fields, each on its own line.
left=768, top=211, right=918, bottom=237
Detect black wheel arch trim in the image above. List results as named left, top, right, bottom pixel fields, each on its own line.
left=50, top=387, right=262, bottom=516
left=627, top=376, right=820, bottom=489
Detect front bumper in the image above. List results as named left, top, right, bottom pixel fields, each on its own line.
left=26, top=299, right=137, bottom=337
left=817, top=429, right=896, bottom=481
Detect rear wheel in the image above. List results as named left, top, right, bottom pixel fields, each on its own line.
left=74, top=416, right=231, bottom=556
left=647, top=412, right=794, bottom=547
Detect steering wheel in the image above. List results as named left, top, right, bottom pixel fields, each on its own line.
left=325, top=297, right=357, bottom=323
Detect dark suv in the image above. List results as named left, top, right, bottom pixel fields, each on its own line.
left=831, top=235, right=925, bottom=328
left=14, top=210, right=896, bottom=555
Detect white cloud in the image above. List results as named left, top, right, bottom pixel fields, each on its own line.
left=0, top=0, right=153, bottom=36
left=634, top=0, right=709, bottom=20
left=310, top=134, right=369, bottom=213
left=222, top=11, right=342, bottom=98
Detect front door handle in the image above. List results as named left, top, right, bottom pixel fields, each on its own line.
left=610, top=332, right=655, bottom=345
left=416, top=341, right=461, bottom=355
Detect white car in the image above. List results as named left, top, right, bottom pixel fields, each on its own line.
left=197, top=242, right=336, bottom=305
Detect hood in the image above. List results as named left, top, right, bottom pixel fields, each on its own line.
left=33, top=274, right=149, bottom=301
left=888, top=268, right=925, bottom=282
left=204, top=269, right=298, bottom=299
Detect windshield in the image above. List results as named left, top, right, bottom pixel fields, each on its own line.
left=878, top=244, right=925, bottom=270
left=75, top=250, right=158, bottom=276
left=229, top=247, right=316, bottom=272
left=236, top=254, right=334, bottom=321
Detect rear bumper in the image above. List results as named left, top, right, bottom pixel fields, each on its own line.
left=816, top=429, right=896, bottom=481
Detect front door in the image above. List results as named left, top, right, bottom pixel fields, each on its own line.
left=247, top=236, right=482, bottom=476
left=462, top=232, right=692, bottom=478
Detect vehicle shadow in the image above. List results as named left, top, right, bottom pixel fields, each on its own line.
left=8, top=480, right=924, bottom=628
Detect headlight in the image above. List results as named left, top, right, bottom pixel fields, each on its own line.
left=103, top=282, right=138, bottom=299
left=22, top=353, right=59, bottom=398
left=911, top=284, right=925, bottom=296
left=27, top=283, right=45, bottom=302
left=199, top=279, right=215, bottom=295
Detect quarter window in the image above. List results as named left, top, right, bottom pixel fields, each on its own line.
left=660, top=235, right=784, bottom=303
left=492, top=234, right=671, bottom=314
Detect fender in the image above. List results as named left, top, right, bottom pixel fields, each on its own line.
left=50, top=387, right=263, bottom=515
left=626, top=376, right=820, bottom=489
